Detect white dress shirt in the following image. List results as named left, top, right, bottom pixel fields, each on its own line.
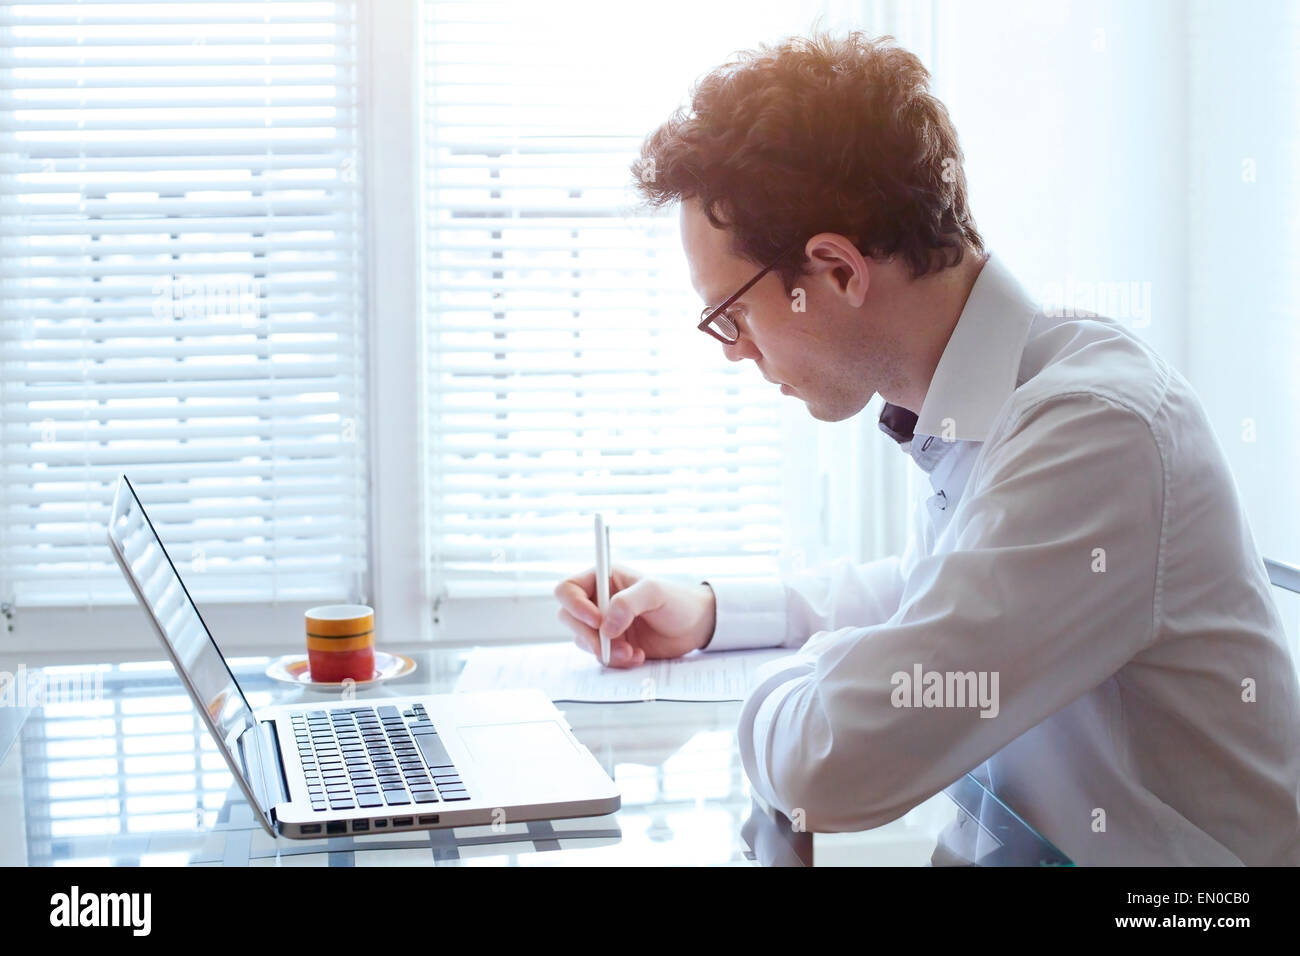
left=705, top=251, right=1300, bottom=865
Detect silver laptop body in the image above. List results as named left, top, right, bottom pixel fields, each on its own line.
left=107, top=474, right=620, bottom=839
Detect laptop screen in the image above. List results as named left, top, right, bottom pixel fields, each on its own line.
left=107, top=475, right=276, bottom=823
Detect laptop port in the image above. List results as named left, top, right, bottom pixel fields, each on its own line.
left=374, top=820, right=387, bottom=828
left=301, top=824, right=321, bottom=835
left=393, top=817, right=413, bottom=827
left=418, top=815, right=438, bottom=825
left=352, top=820, right=369, bottom=832
left=326, top=821, right=346, bottom=834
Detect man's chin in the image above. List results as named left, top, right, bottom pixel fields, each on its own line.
left=802, top=398, right=842, bottom=423
left=797, top=392, right=869, bottom=423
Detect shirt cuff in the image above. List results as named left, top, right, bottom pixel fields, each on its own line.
left=737, top=655, right=814, bottom=814
left=701, top=575, right=787, bottom=652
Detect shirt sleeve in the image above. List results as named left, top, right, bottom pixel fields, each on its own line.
left=703, top=553, right=907, bottom=653
left=738, top=393, right=1164, bottom=831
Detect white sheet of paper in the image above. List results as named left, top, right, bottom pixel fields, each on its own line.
left=453, top=642, right=796, bottom=702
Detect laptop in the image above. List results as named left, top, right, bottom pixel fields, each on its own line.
left=107, top=474, right=620, bottom=839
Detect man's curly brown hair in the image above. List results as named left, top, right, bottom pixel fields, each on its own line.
left=634, top=32, right=983, bottom=291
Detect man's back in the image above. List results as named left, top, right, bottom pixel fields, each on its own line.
left=973, top=305, right=1300, bottom=865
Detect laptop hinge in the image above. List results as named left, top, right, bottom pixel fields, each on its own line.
left=259, top=718, right=292, bottom=810
left=231, top=719, right=288, bottom=834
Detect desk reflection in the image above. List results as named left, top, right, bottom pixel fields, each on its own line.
left=0, top=649, right=1070, bottom=867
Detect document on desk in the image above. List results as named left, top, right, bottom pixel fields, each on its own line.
left=453, top=642, right=795, bottom=703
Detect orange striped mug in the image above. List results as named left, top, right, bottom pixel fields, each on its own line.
left=305, top=604, right=375, bottom=683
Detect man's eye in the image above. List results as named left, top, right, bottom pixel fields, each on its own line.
left=715, top=310, right=740, bottom=337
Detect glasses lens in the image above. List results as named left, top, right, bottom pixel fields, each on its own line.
left=712, top=312, right=738, bottom=343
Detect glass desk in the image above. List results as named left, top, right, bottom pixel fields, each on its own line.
left=0, top=648, right=1071, bottom=866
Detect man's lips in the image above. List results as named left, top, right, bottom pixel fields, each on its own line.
left=759, top=367, right=794, bottom=394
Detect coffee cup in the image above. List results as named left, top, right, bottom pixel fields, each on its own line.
left=305, top=604, right=375, bottom=683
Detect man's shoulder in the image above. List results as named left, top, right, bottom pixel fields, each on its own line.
left=964, top=312, right=1175, bottom=529
left=1004, top=311, right=1175, bottom=436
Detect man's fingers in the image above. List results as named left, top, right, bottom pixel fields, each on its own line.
left=600, top=578, right=665, bottom=640
left=607, top=564, right=640, bottom=594
left=559, top=607, right=600, bottom=654
left=600, top=636, right=643, bottom=666
left=554, top=576, right=600, bottom=629
left=617, top=642, right=646, bottom=667
left=554, top=568, right=596, bottom=600
left=558, top=609, right=646, bottom=666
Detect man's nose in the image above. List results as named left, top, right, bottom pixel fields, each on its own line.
left=722, top=337, right=755, bottom=363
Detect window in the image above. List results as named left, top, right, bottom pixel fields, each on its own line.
left=419, top=1, right=852, bottom=614
left=0, top=1, right=369, bottom=613
left=2, top=0, right=905, bottom=653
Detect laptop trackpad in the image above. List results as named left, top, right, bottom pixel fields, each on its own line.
left=458, top=720, right=587, bottom=799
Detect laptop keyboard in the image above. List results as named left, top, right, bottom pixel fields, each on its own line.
left=290, top=704, right=470, bottom=812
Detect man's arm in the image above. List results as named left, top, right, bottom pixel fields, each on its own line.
left=703, top=552, right=911, bottom=653
left=738, top=393, right=1163, bottom=830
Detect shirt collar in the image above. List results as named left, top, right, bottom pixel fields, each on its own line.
left=877, top=251, right=1038, bottom=445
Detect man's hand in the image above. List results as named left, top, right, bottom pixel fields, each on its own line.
left=553, top=565, right=716, bottom=668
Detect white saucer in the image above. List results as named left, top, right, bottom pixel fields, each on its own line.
left=265, top=651, right=417, bottom=690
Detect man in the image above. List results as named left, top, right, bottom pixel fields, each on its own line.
left=554, top=32, right=1300, bottom=865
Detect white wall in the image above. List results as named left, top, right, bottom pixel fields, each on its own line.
left=931, top=0, right=1189, bottom=370
left=1185, top=0, right=1300, bottom=568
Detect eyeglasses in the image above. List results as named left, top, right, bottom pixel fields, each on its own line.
left=696, top=242, right=800, bottom=344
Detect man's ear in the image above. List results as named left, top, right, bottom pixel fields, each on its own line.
left=802, top=233, right=869, bottom=307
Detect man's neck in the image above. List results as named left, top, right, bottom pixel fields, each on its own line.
left=882, top=249, right=990, bottom=414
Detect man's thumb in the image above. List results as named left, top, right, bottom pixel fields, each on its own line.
left=600, top=605, right=626, bottom=640
left=600, top=579, right=661, bottom=639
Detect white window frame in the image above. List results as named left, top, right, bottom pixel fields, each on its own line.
left=363, top=0, right=429, bottom=649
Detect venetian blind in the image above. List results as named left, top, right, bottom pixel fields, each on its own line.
left=0, top=0, right=368, bottom=607
left=420, top=0, right=810, bottom=599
